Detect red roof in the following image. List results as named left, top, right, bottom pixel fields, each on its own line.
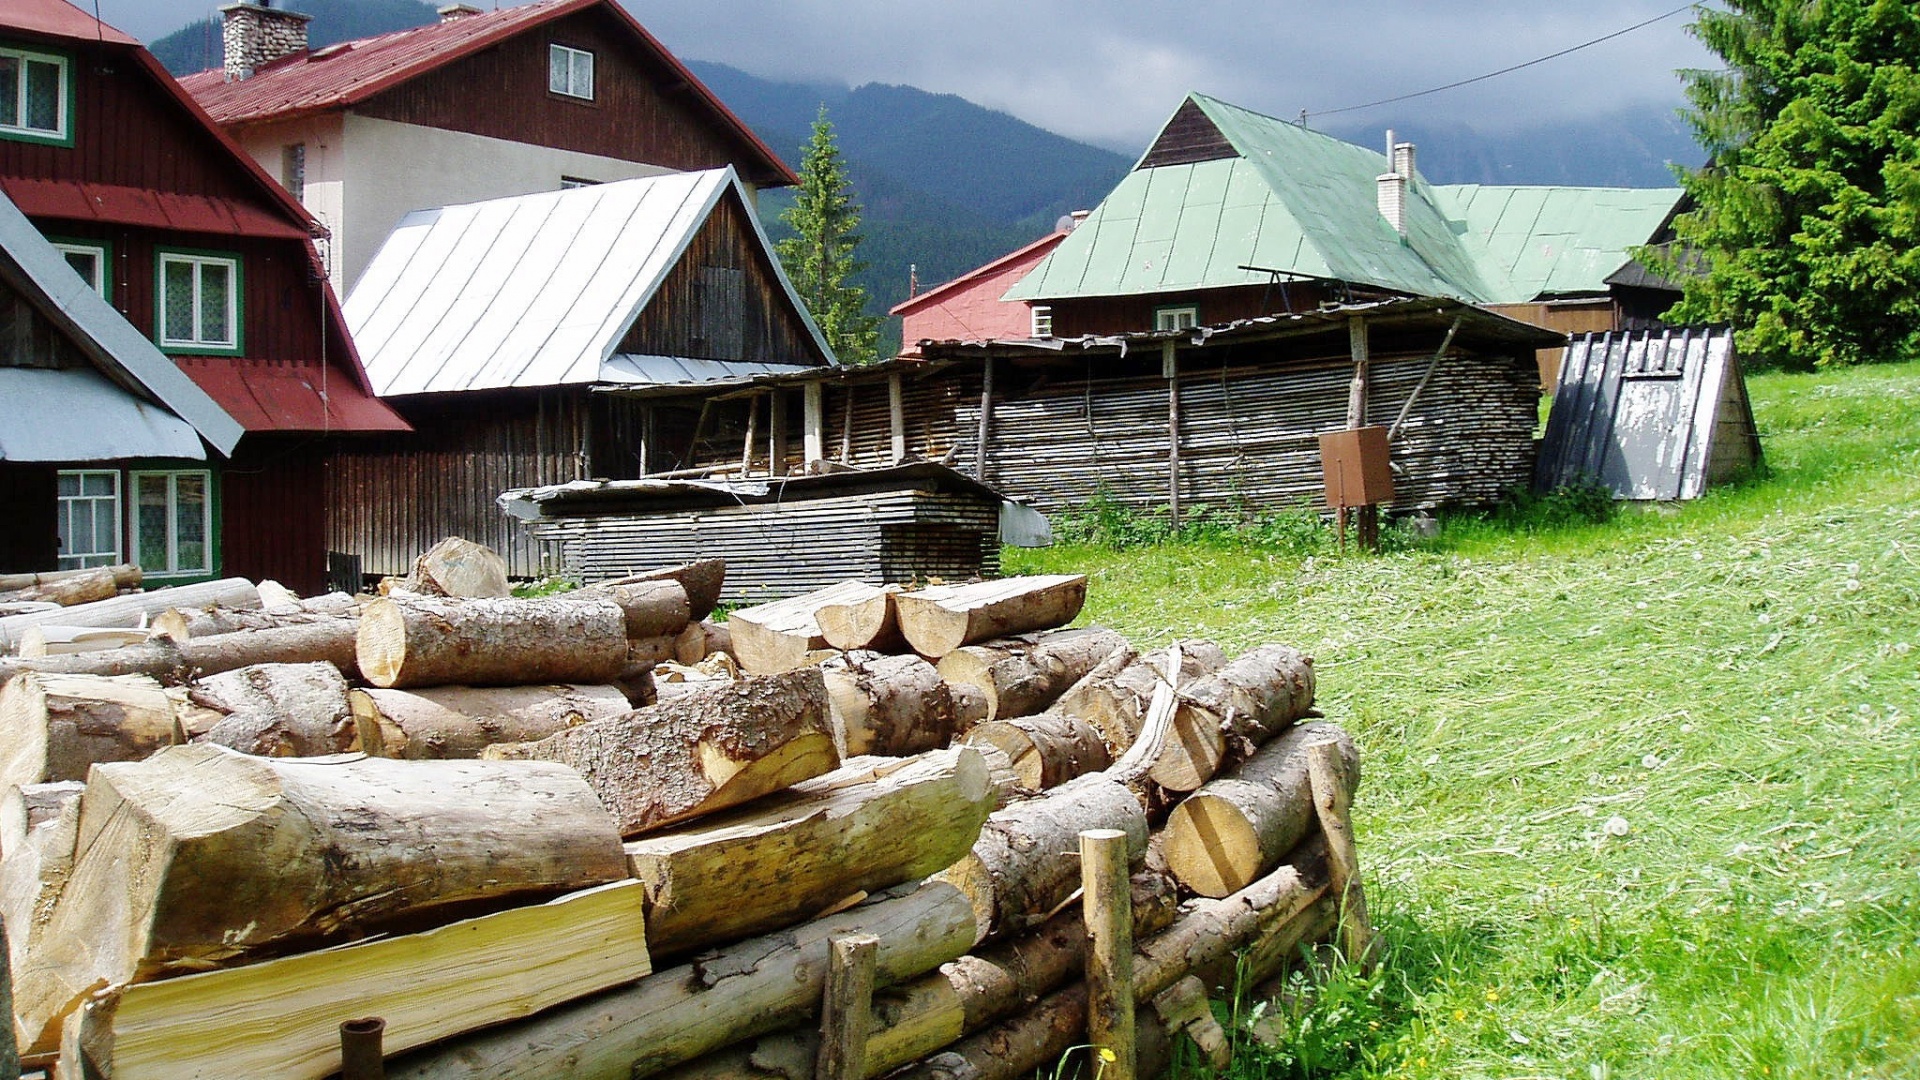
left=180, top=0, right=795, bottom=187
left=0, top=179, right=311, bottom=240
left=0, top=0, right=139, bottom=45
left=176, top=359, right=410, bottom=434
left=891, top=230, right=1070, bottom=316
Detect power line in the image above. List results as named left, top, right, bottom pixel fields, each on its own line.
left=1306, top=3, right=1695, bottom=122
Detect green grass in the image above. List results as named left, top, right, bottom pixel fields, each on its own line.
left=1007, top=360, right=1920, bottom=1079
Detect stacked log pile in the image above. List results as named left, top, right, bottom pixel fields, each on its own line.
left=0, top=553, right=1371, bottom=1080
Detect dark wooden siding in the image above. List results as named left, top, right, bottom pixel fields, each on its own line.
left=1138, top=99, right=1236, bottom=169
left=0, top=464, right=59, bottom=572
left=356, top=8, right=784, bottom=185
left=1050, top=284, right=1325, bottom=338
left=0, top=277, right=88, bottom=369
left=222, top=438, right=326, bottom=591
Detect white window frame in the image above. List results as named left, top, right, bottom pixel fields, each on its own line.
left=0, top=45, right=69, bottom=144
left=56, top=470, right=121, bottom=570
left=1031, top=305, right=1053, bottom=338
left=1153, top=305, right=1199, bottom=332
left=156, top=251, right=242, bottom=354
left=50, top=241, right=109, bottom=298
left=129, top=470, right=213, bottom=577
left=549, top=43, right=595, bottom=100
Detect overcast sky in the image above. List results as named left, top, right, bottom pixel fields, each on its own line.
left=98, top=0, right=1717, bottom=152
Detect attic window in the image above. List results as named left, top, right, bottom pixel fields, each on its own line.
left=549, top=44, right=595, bottom=101
left=0, top=45, right=70, bottom=145
left=1031, top=305, right=1053, bottom=338
left=1153, top=305, right=1199, bottom=332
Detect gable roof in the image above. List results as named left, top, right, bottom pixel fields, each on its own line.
left=0, top=190, right=243, bottom=458
left=179, top=0, right=795, bottom=187
left=1008, top=93, right=1682, bottom=308
left=346, top=168, right=833, bottom=397
left=890, top=228, right=1068, bottom=317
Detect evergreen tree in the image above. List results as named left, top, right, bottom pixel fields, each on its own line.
left=1659, top=0, right=1920, bottom=369
left=777, top=107, right=882, bottom=366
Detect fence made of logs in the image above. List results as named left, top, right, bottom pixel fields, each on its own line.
left=0, top=540, right=1374, bottom=1079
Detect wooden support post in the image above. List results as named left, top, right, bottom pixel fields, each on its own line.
left=840, top=385, right=856, bottom=463
left=816, top=934, right=879, bottom=1080
left=1081, top=828, right=1135, bottom=1080
left=1306, top=740, right=1374, bottom=970
left=740, top=393, right=761, bottom=476
left=638, top=404, right=653, bottom=476
left=975, top=358, right=995, bottom=482
left=804, top=381, right=826, bottom=463
left=1164, top=341, right=1181, bottom=529
left=888, top=373, right=907, bottom=463
left=1345, top=315, right=1371, bottom=551
left=769, top=388, right=788, bottom=477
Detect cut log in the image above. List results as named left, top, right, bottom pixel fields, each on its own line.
left=815, top=583, right=903, bottom=652
left=407, top=537, right=511, bottom=599
left=963, top=712, right=1110, bottom=791
left=355, top=595, right=629, bottom=689
left=936, top=772, right=1148, bottom=943
left=1147, top=644, right=1318, bottom=793
left=1, top=619, right=362, bottom=690
left=602, top=579, right=693, bottom=639
left=16, top=626, right=149, bottom=658
left=352, top=684, right=630, bottom=759
left=673, top=619, right=733, bottom=665
left=8, top=569, right=118, bottom=609
left=148, top=607, right=351, bottom=643
left=69, top=880, right=650, bottom=1080
left=385, top=880, right=978, bottom=1080
left=12, top=744, right=628, bottom=1055
left=188, top=662, right=357, bottom=758
left=624, top=747, right=994, bottom=959
left=0, top=783, right=83, bottom=987
left=729, top=581, right=878, bottom=675
left=933, top=627, right=1127, bottom=723
left=819, top=651, right=957, bottom=758
left=486, top=668, right=839, bottom=836
left=593, top=559, right=726, bottom=623
left=1164, top=723, right=1357, bottom=897
left=1053, top=641, right=1227, bottom=756
left=0, top=673, right=180, bottom=791
left=0, top=578, right=259, bottom=653
left=0, top=565, right=140, bottom=594
left=894, top=575, right=1087, bottom=659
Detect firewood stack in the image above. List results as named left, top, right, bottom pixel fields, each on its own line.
left=0, top=545, right=1370, bottom=1080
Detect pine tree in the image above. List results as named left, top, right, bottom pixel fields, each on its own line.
left=1658, top=0, right=1920, bottom=369
left=777, top=107, right=882, bottom=366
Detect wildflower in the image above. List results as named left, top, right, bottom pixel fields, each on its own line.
left=1098, top=1048, right=1116, bottom=1063
left=1485, top=988, right=1500, bottom=1003
left=1454, top=1009, right=1466, bottom=1021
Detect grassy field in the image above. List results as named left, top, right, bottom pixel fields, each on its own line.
left=1005, top=360, right=1920, bottom=1079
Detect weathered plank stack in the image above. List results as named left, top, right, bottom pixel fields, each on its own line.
left=0, top=543, right=1372, bottom=1079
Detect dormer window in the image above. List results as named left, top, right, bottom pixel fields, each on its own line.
left=0, top=45, right=70, bottom=145
left=549, top=44, right=595, bottom=101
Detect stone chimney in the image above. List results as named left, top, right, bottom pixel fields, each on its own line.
left=437, top=4, right=484, bottom=21
left=221, top=2, right=312, bottom=81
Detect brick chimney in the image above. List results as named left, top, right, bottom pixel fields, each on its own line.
left=437, top=4, right=484, bottom=21
left=221, top=2, right=312, bottom=81
left=1376, top=129, right=1413, bottom=237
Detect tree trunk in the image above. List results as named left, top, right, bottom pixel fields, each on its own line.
left=0, top=620, right=363, bottom=689
left=601, top=580, right=693, bottom=639
left=0, top=578, right=259, bottom=653
left=936, top=772, right=1148, bottom=943
left=352, top=684, right=631, bottom=759
left=963, top=712, right=1110, bottom=791
left=0, top=565, right=140, bottom=594
left=729, top=581, right=879, bottom=675
left=13, top=744, right=628, bottom=1056
left=148, top=607, right=352, bottom=643
left=356, top=596, right=629, bottom=689
left=894, top=576, right=1088, bottom=659
left=626, top=748, right=994, bottom=960
left=1053, top=641, right=1227, bottom=755
left=384, top=880, right=979, bottom=1080
left=486, top=668, right=839, bottom=837
left=815, top=584, right=903, bottom=652
left=820, top=651, right=957, bottom=757
left=593, top=559, right=726, bottom=623
left=934, top=627, right=1126, bottom=723
left=1147, top=644, right=1317, bottom=793
left=1164, top=723, right=1357, bottom=897
left=407, top=536, right=511, bottom=599
left=0, top=673, right=179, bottom=791
left=187, top=662, right=357, bottom=758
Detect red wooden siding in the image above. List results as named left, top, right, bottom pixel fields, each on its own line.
left=897, top=244, right=1056, bottom=351
left=221, top=438, right=327, bottom=591
left=1138, top=99, right=1236, bottom=170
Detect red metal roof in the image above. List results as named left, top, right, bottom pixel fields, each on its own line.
left=0, top=0, right=140, bottom=45
left=176, top=359, right=410, bottom=434
left=891, top=230, right=1070, bottom=316
left=0, top=179, right=312, bottom=240
left=179, top=0, right=795, bottom=186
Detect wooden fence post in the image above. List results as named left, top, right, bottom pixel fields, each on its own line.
left=817, top=934, right=879, bottom=1080
left=1081, top=828, right=1135, bottom=1080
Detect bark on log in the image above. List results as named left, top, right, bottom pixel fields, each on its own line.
left=625, top=748, right=994, bottom=959
left=407, top=537, right=511, bottom=599
left=384, top=880, right=979, bottom=1080
left=486, top=668, right=839, bottom=837
left=820, top=651, right=957, bottom=758
left=1053, top=641, right=1228, bottom=756
left=356, top=596, right=629, bottom=689
left=593, top=559, right=725, bottom=624
left=1, top=620, right=361, bottom=690
left=0, top=673, right=179, bottom=791
left=188, top=662, right=357, bottom=758
left=352, top=684, right=630, bottom=759
left=12, top=744, right=628, bottom=1055
left=148, top=607, right=351, bottom=643
left=936, top=772, right=1148, bottom=943
left=1164, top=723, right=1357, bottom=897
left=934, top=628, right=1127, bottom=724
left=0, top=578, right=259, bottom=653
left=1148, top=644, right=1318, bottom=793
left=894, top=575, right=1088, bottom=659
left=601, top=580, right=693, bottom=639
left=729, top=581, right=878, bottom=675
left=6, top=569, right=117, bottom=609
left=0, top=565, right=140, bottom=594
left=815, top=584, right=903, bottom=653
left=963, top=712, right=1110, bottom=791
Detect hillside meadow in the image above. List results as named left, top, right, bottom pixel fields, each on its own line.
left=1006, top=359, right=1920, bottom=1078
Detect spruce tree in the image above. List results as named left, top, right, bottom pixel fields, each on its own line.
left=777, top=107, right=882, bottom=366
left=1660, top=0, right=1920, bottom=369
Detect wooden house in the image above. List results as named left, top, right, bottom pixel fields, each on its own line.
left=181, top=0, right=795, bottom=289
left=0, top=0, right=406, bottom=591
left=332, top=168, right=836, bottom=579
left=890, top=220, right=1075, bottom=356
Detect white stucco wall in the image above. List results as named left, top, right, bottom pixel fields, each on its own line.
left=229, top=114, right=347, bottom=279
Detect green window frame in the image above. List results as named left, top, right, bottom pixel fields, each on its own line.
left=129, top=469, right=216, bottom=580
left=155, top=248, right=245, bottom=356
left=0, top=43, right=73, bottom=147
left=48, top=238, right=112, bottom=299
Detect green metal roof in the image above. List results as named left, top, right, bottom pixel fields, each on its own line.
left=1006, top=93, right=1682, bottom=308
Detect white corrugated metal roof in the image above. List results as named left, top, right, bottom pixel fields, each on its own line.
left=0, top=368, right=206, bottom=461
left=346, top=169, right=834, bottom=396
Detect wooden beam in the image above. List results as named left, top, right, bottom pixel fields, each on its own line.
left=1164, top=341, right=1181, bottom=529
left=1346, top=316, right=1369, bottom=429
left=888, top=373, right=907, bottom=463
left=816, top=935, right=878, bottom=1080
left=804, top=381, right=825, bottom=463
left=1082, top=828, right=1136, bottom=1080
left=768, top=389, right=788, bottom=477
left=740, top=393, right=760, bottom=476
left=975, top=359, right=995, bottom=481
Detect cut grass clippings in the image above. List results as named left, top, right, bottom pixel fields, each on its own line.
left=1007, top=360, right=1920, bottom=1079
